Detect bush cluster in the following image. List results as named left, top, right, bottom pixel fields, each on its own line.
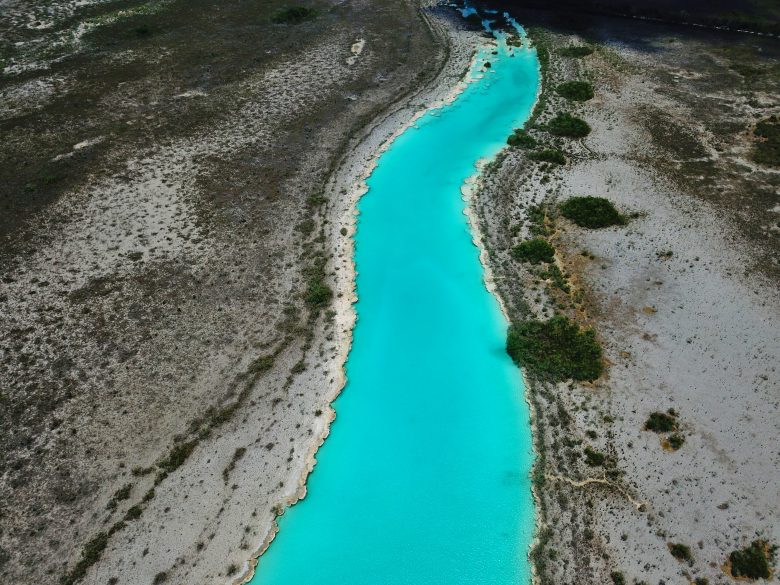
left=506, top=315, right=603, bottom=381
left=507, top=129, right=537, bottom=148
left=559, top=196, right=624, bottom=228
left=644, top=411, right=677, bottom=433
left=556, top=80, right=594, bottom=101
left=669, top=543, right=693, bottom=564
left=729, top=540, right=775, bottom=580
left=546, top=113, right=591, bottom=138
left=512, top=238, right=555, bottom=264
left=528, top=148, right=566, bottom=165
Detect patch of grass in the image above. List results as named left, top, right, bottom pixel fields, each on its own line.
left=729, top=540, right=776, bottom=580
left=559, top=196, right=624, bottom=229
left=669, top=542, right=693, bottom=564
left=507, top=129, right=537, bottom=148
left=528, top=148, right=566, bottom=165
left=583, top=446, right=606, bottom=466
left=248, top=355, right=274, bottom=374
left=271, top=6, right=316, bottom=24
left=644, top=411, right=677, bottom=433
left=559, top=45, right=594, bottom=57
left=512, top=238, right=555, bottom=264
left=546, top=113, right=591, bottom=138
left=753, top=116, right=780, bottom=167
left=506, top=315, right=603, bottom=381
left=556, top=80, right=594, bottom=101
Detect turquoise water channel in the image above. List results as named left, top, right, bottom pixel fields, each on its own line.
left=250, top=13, right=540, bottom=585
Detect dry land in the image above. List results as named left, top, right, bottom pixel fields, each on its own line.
left=0, top=1, right=473, bottom=583
left=476, top=7, right=779, bottom=585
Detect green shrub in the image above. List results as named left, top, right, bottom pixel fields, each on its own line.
left=669, top=543, right=693, bottom=563
left=667, top=434, right=685, bottom=450
left=559, top=196, right=624, bottom=228
left=644, top=411, right=677, bottom=433
left=60, top=532, right=109, bottom=585
left=729, top=540, right=775, bottom=580
left=271, top=6, right=316, bottom=24
left=560, top=45, right=594, bottom=57
left=546, top=113, right=591, bottom=138
left=512, top=238, right=555, bottom=264
left=584, top=446, right=606, bottom=466
left=610, top=571, right=626, bottom=585
left=506, top=315, right=603, bottom=381
left=304, top=280, right=333, bottom=308
left=528, top=149, right=566, bottom=165
left=556, top=81, right=594, bottom=101
left=158, top=440, right=197, bottom=473
left=153, top=573, right=168, bottom=584
left=753, top=116, right=780, bottom=167
left=694, top=577, right=709, bottom=585
left=507, top=129, right=537, bottom=148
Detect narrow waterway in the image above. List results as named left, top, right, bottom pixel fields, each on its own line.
left=250, top=13, right=540, bottom=585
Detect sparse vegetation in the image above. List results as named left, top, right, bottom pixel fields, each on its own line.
left=507, top=128, right=537, bottom=148
left=153, top=572, right=168, bottom=584
left=559, top=196, right=624, bottom=228
left=528, top=148, right=566, bottom=165
left=729, top=540, right=776, bottom=580
left=555, top=80, right=594, bottom=101
left=669, top=542, right=693, bottom=564
left=559, top=45, right=594, bottom=57
left=644, top=411, right=677, bottom=433
left=546, top=113, right=591, bottom=138
left=583, top=446, right=606, bottom=466
left=271, top=6, right=316, bottom=24
left=158, top=440, right=197, bottom=474
left=512, top=238, right=555, bottom=264
left=752, top=116, right=780, bottom=167
left=60, top=532, right=109, bottom=585
left=506, top=315, right=603, bottom=381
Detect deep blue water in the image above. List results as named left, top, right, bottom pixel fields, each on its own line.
left=249, top=14, right=540, bottom=585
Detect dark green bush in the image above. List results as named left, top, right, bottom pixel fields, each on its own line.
left=528, top=148, right=566, bottom=165
left=584, top=446, right=606, bottom=466
left=546, top=113, right=591, bottom=138
left=729, top=540, right=775, bottom=580
left=644, top=411, right=677, bottom=433
left=506, top=315, right=603, bottom=381
left=507, top=129, right=537, bottom=148
left=556, top=80, right=594, bottom=101
left=153, top=572, right=168, bottom=584
left=753, top=116, right=780, bottom=167
left=559, top=46, right=594, bottom=57
left=158, top=440, right=197, bottom=473
left=669, top=543, right=693, bottom=563
left=512, top=238, right=555, bottom=264
left=60, top=532, right=109, bottom=585
left=667, top=434, right=685, bottom=450
left=271, top=6, right=316, bottom=24
left=610, top=571, right=626, bottom=585
left=559, top=196, right=624, bottom=228
left=304, top=280, right=333, bottom=308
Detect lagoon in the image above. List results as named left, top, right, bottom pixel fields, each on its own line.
left=249, top=13, right=540, bottom=585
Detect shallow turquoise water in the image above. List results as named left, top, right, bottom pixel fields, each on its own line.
left=250, top=15, right=540, bottom=585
